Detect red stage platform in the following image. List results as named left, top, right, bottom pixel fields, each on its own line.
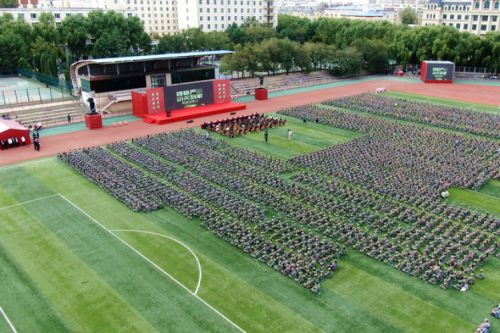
left=143, top=102, right=246, bottom=125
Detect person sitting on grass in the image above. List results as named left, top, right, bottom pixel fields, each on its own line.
left=492, top=303, right=500, bottom=319
left=476, top=319, right=491, bottom=333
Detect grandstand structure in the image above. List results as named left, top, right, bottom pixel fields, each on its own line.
left=0, top=99, right=86, bottom=128
left=230, top=71, right=337, bottom=95
left=70, top=51, right=234, bottom=114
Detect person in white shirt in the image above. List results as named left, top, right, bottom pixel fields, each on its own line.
left=288, top=129, right=293, bottom=141
left=21, top=136, right=26, bottom=146
left=7, top=137, right=13, bottom=148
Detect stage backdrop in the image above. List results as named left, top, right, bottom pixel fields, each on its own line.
left=163, top=79, right=231, bottom=111
left=421, top=61, right=454, bottom=83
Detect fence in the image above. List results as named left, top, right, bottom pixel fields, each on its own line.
left=455, top=67, right=498, bottom=74
left=16, top=67, right=74, bottom=93
left=0, top=87, right=70, bottom=106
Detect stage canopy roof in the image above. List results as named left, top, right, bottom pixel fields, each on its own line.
left=0, top=119, right=27, bottom=133
left=74, top=50, right=234, bottom=66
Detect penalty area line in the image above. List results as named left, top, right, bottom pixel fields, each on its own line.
left=110, top=229, right=202, bottom=295
left=0, top=158, right=57, bottom=171
left=0, top=194, right=59, bottom=211
left=0, top=306, right=18, bottom=333
left=57, top=194, right=246, bottom=333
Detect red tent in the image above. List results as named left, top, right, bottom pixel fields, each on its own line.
left=0, top=119, right=31, bottom=146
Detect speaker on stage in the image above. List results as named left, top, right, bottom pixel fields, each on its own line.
left=167, top=111, right=172, bottom=117
left=259, top=76, right=264, bottom=85
left=87, top=97, right=96, bottom=114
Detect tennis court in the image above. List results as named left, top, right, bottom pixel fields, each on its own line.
left=0, top=77, right=71, bottom=106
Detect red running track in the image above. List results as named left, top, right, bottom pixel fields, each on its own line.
left=1, top=79, right=499, bottom=166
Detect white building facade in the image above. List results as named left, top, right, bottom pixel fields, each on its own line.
left=422, top=0, right=499, bottom=35
left=10, top=0, right=277, bottom=37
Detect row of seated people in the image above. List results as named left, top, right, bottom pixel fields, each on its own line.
left=203, top=114, right=287, bottom=138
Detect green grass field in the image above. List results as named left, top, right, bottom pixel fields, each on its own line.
left=383, top=91, right=500, bottom=114
left=1, top=98, right=500, bottom=333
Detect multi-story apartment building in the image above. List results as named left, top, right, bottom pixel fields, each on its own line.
left=10, top=0, right=277, bottom=37
left=422, top=0, right=499, bottom=35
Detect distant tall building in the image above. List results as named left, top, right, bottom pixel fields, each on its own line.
left=369, top=0, right=377, bottom=5
left=422, top=0, right=499, bottom=35
left=14, top=0, right=277, bottom=37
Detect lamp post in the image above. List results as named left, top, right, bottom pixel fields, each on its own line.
left=388, top=56, right=397, bottom=76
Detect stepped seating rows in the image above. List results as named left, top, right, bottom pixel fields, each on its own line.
left=1, top=99, right=86, bottom=127
left=231, top=71, right=335, bottom=94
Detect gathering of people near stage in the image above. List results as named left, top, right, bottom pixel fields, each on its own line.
left=324, top=93, right=500, bottom=139
left=1, top=136, right=26, bottom=150
left=202, top=113, right=287, bottom=137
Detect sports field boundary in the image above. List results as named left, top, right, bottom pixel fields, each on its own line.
left=0, top=306, right=18, bottom=333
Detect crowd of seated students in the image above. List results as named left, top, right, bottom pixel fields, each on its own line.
left=202, top=113, right=287, bottom=138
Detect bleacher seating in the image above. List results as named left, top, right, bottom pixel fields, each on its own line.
left=0, top=98, right=86, bottom=127
left=230, top=71, right=336, bottom=94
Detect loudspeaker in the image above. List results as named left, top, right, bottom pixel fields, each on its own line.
left=87, top=97, right=96, bottom=113
left=259, top=76, right=264, bottom=85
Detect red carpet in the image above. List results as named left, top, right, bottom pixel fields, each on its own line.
left=144, top=102, right=247, bottom=125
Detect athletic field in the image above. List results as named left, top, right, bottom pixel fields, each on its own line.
left=1, top=95, right=500, bottom=333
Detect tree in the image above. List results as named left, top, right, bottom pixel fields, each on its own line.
left=0, top=0, right=17, bottom=8
left=31, top=36, right=64, bottom=76
left=0, top=32, right=30, bottom=67
left=58, top=14, right=89, bottom=59
left=400, top=6, right=418, bottom=25
left=241, top=16, right=261, bottom=28
left=18, top=57, right=31, bottom=70
left=352, top=39, right=388, bottom=73
left=91, top=29, right=128, bottom=58
left=33, top=12, right=60, bottom=44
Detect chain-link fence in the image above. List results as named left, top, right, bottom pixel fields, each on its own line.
left=0, top=66, right=75, bottom=106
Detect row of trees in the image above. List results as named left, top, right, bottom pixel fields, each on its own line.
left=219, top=38, right=387, bottom=77
left=0, top=10, right=152, bottom=78
left=2, top=10, right=500, bottom=79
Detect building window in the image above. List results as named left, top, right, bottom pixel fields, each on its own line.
left=214, top=15, right=217, bottom=20
left=492, top=25, right=496, bottom=30
left=208, top=24, right=210, bottom=28
left=215, top=24, right=217, bottom=28
left=475, top=1, right=480, bottom=8
left=495, top=2, right=500, bottom=9
left=473, top=15, right=478, bottom=21
left=200, top=8, right=202, bottom=12
left=481, top=24, right=487, bottom=30
left=456, top=23, right=461, bottom=28
left=128, top=13, right=133, bottom=17
left=450, top=14, right=454, bottom=19
left=493, top=15, right=498, bottom=21
left=214, top=8, right=217, bottom=12
left=207, top=16, right=210, bottom=20
left=464, top=23, right=468, bottom=29
left=221, top=8, right=224, bottom=12
left=227, top=15, right=230, bottom=20
left=18, top=13, right=24, bottom=18
left=482, top=15, right=488, bottom=21
left=222, top=23, right=225, bottom=28
left=443, top=14, right=447, bottom=19
left=54, top=13, right=60, bottom=18
left=200, top=24, right=203, bottom=28
left=472, top=24, right=477, bottom=29
left=206, top=0, right=209, bottom=3
left=458, top=14, right=462, bottom=19
left=221, top=15, right=224, bottom=20
left=465, top=15, right=469, bottom=19
left=485, top=1, right=490, bottom=8
left=207, top=8, right=210, bottom=12
left=31, top=13, right=37, bottom=19
left=200, top=16, right=203, bottom=20
left=449, top=23, right=453, bottom=26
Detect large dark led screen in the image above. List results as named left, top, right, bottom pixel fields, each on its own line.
left=425, top=63, right=454, bottom=81
left=164, top=81, right=214, bottom=111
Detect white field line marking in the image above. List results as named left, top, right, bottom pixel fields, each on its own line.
left=0, top=158, right=57, bottom=171
left=0, top=194, right=59, bottom=211
left=58, top=194, right=246, bottom=333
left=0, top=306, right=18, bottom=333
left=110, top=229, right=202, bottom=295
left=268, top=133, right=320, bottom=149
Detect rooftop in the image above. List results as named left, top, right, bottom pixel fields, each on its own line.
left=74, top=51, right=234, bottom=66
